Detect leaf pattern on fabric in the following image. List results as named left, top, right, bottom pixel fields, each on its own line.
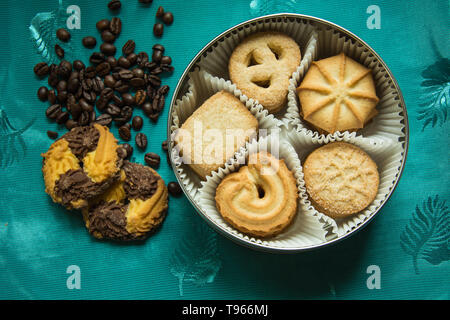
left=169, top=223, right=222, bottom=296
left=0, top=108, right=34, bottom=168
left=29, top=0, right=71, bottom=64
left=249, top=0, right=299, bottom=16
left=400, top=195, right=449, bottom=274
left=417, top=57, right=450, bottom=130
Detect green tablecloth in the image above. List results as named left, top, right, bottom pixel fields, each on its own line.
left=0, top=0, right=448, bottom=300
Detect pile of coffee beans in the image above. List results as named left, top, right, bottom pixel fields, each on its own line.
left=34, top=1, right=181, bottom=196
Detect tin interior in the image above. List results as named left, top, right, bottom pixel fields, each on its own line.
left=167, top=13, right=409, bottom=253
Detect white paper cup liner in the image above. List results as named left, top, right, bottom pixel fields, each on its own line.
left=197, top=134, right=328, bottom=249
left=170, top=69, right=280, bottom=202
left=196, top=16, right=319, bottom=122
left=285, top=128, right=404, bottom=237
left=289, top=26, right=407, bottom=145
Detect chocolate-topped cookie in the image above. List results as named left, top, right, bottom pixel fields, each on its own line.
left=82, top=161, right=168, bottom=241
left=41, top=124, right=123, bottom=209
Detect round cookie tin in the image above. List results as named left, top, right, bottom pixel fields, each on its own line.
left=167, top=13, right=409, bottom=253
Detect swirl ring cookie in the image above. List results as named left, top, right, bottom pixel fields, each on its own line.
left=229, top=32, right=301, bottom=113
left=82, top=161, right=168, bottom=241
left=215, top=152, right=298, bottom=237
left=303, top=142, right=379, bottom=218
left=42, top=124, right=123, bottom=209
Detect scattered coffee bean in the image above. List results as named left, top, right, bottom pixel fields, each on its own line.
left=108, top=0, right=121, bottom=11
left=135, top=90, right=146, bottom=105
left=56, top=28, right=71, bottom=42
left=55, top=44, right=65, bottom=58
left=73, top=60, right=85, bottom=70
left=162, top=140, right=168, bottom=152
left=139, top=0, right=153, bottom=4
left=153, top=23, right=163, bottom=37
left=122, top=40, right=136, bottom=56
left=110, top=17, right=122, bottom=35
left=34, top=62, right=49, bottom=77
left=106, top=56, right=117, bottom=67
left=100, top=42, right=116, bottom=56
left=152, top=49, right=162, bottom=63
left=116, top=146, right=127, bottom=159
left=168, top=181, right=182, bottom=197
left=121, top=93, right=135, bottom=106
left=162, top=12, right=174, bottom=25
left=46, top=104, right=62, bottom=120
left=96, top=19, right=110, bottom=32
left=47, top=130, right=58, bottom=140
left=101, top=30, right=116, bottom=43
left=90, top=52, right=105, bottom=65
left=48, top=90, right=57, bottom=104
left=131, top=116, right=143, bottom=131
left=117, top=56, right=131, bottom=69
left=82, top=36, right=97, bottom=48
left=121, top=143, right=133, bottom=159
left=152, top=44, right=165, bottom=53
left=65, top=119, right=78, bottom=130
left=156, top=6, right=164, bottom=18
left=144, top=152, right=160, bottom=168
left=161, top=55, right=172, bottom=65
left=37, top=86, right=48, bottom=101
left=118, top=125, right=131, bottom=141
left=135, top=132, right=148, bottom=149
left=56, top=111, right=70, bottom=124
left=95, top=113, right=112, bottom=126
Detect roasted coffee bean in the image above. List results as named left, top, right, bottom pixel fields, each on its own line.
left=37, top=86, right=48, bottom=101
left=118, top=125, right=131, bottom=141
left=152, top=49, right=162, bottom=63
left=142, top=102, right=152, bottom=116
left=58, top=61, right=72, bottom=79
left=155, top=6, right=164, bottom=18
left=111, top=94, right=122, bottom=106
left=85, top=66, right=96, bottom=78
left=122, top=40, right=136, bottom=56
left=106, top=56, right=118, bottom=67
left=92, top=76, right=104, bottom=93
left=162, top=12, right=174, bottom=25
left=108, top=0, right=121, bottom=11
left=158, top=84, right=170, bottom=96
left=130, top=77, right=145, bottom=88
left=132, top=68, right=144, bottom=79
left=135, top=89, right=146, bottom=105
left=67, top=78, right=80, bottom=93
left=135, top=132, right=148, bottom=149
left=48, top=90, right=57, bottom=104
left=73, top=60, right=85, bottom=70
left=121, top=143, right=133, bottom=158
left=106, top=103, right=121, bottom=117
left=47, top=73, right=58, bottom=87
left=139, top=0, right=153, bottom=4
left=114, top=81, right=130, bottom=93
left=157, top=95, right=166, bottom=112
left=121, top=106, right=133, bottom=120
left=68, top=71, right=79, bottom=80
left=95, top=113, right=113, bottom=126
left=150, top=66, right=163, bottom=75
left=81, top=78, right=92, bottom=91
left=127, top=53, right=138, bottom=66
left=116, top=146, right=127, bottom=159
left=162, top=140, right=168, bottom=152
left=56, top=111, right=69, bottom=124
left=101, top=30, right=116, bottom=44
left=68, top=101, right=82, bottom=120
left=131, top=116, right=143, bottom=131
left=46, top=104, right=61, bottom=119
left=100, top=43, right=116, bottom=56
left=117, top=56, right=131, bottom=69
left=161, top=55, right=172, bottom=65
left=78, top=110, right=90, bottom=126
left=144, top=152, right=160, bottom=168
left=137, top=52, right=149, bottom=65
left=118, top=69, right=134, bottom=80
left=90, top=52, right=105, bottom=65
left=121, top=93, right=135, bottom=106
left=100, top=87, right=114, bottom=100
left=79, top=98, right=93, bottom=112
left=57, top=90, right=68, bottom=103
left=90, top=110, right=97, bottom=123
left=147, top=74, right=161, bottom=87
left=56, top=28, right=71, bottom=42
left=47, top=130, right=58, bottom=140
left=33, top=62, right=49, bottom=77
left=96, top=61, right=111, bottom=76
left=56, top=80, right=68, bottom=93
left=153, top=23, right=163, bottom=37
left=161, top=64, right=174, bottom=73
left=104, top=74, right=116, bottom=88
left=149, top=112, right=159, bottom=123
left=96, top=97, right=108, bottom=111
left=96, top=19, right=110, bottom=32
left=55, top=44, right=64, bottom=58
left=168, top=181, right=182, bottom=196
left=110, top=17, right=122, bottom=35
left=152, top=44, right=165, bottom=53
left=65, top=119, right=78, bottom=130
left=82, top=36, right=97, bottom=49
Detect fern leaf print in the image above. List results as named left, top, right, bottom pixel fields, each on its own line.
left=400, top=195, right=449, bottom=274
left=417, top=51, right=450, bottom=130
left=29, top=0, right=71, bottom=64
left=169, top=223, right=222, bottom=296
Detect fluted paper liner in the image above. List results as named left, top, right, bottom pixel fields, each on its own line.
left=285, top=128, right=404, bottom=237
left=197, top=16, right=319, bottom=123
left=198, top=135, right=328, bottom=249
left=170, top=69, right=280, bottom=203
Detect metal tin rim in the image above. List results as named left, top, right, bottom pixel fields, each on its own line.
left=167, top=13, right=409, bottom=253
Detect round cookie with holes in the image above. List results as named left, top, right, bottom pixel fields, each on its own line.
left=82, top=161, right=168, bottom=241
left=303, top=142, right=379, bottom=219
left=41, top=124, right=123, bottom=210
left=228, top=32, right=301, bottom=114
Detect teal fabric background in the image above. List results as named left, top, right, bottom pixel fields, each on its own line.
left=0, top=0, right=448, bottom=300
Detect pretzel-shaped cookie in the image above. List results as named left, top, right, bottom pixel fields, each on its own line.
left=228, top=32, right=301, bottom=113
